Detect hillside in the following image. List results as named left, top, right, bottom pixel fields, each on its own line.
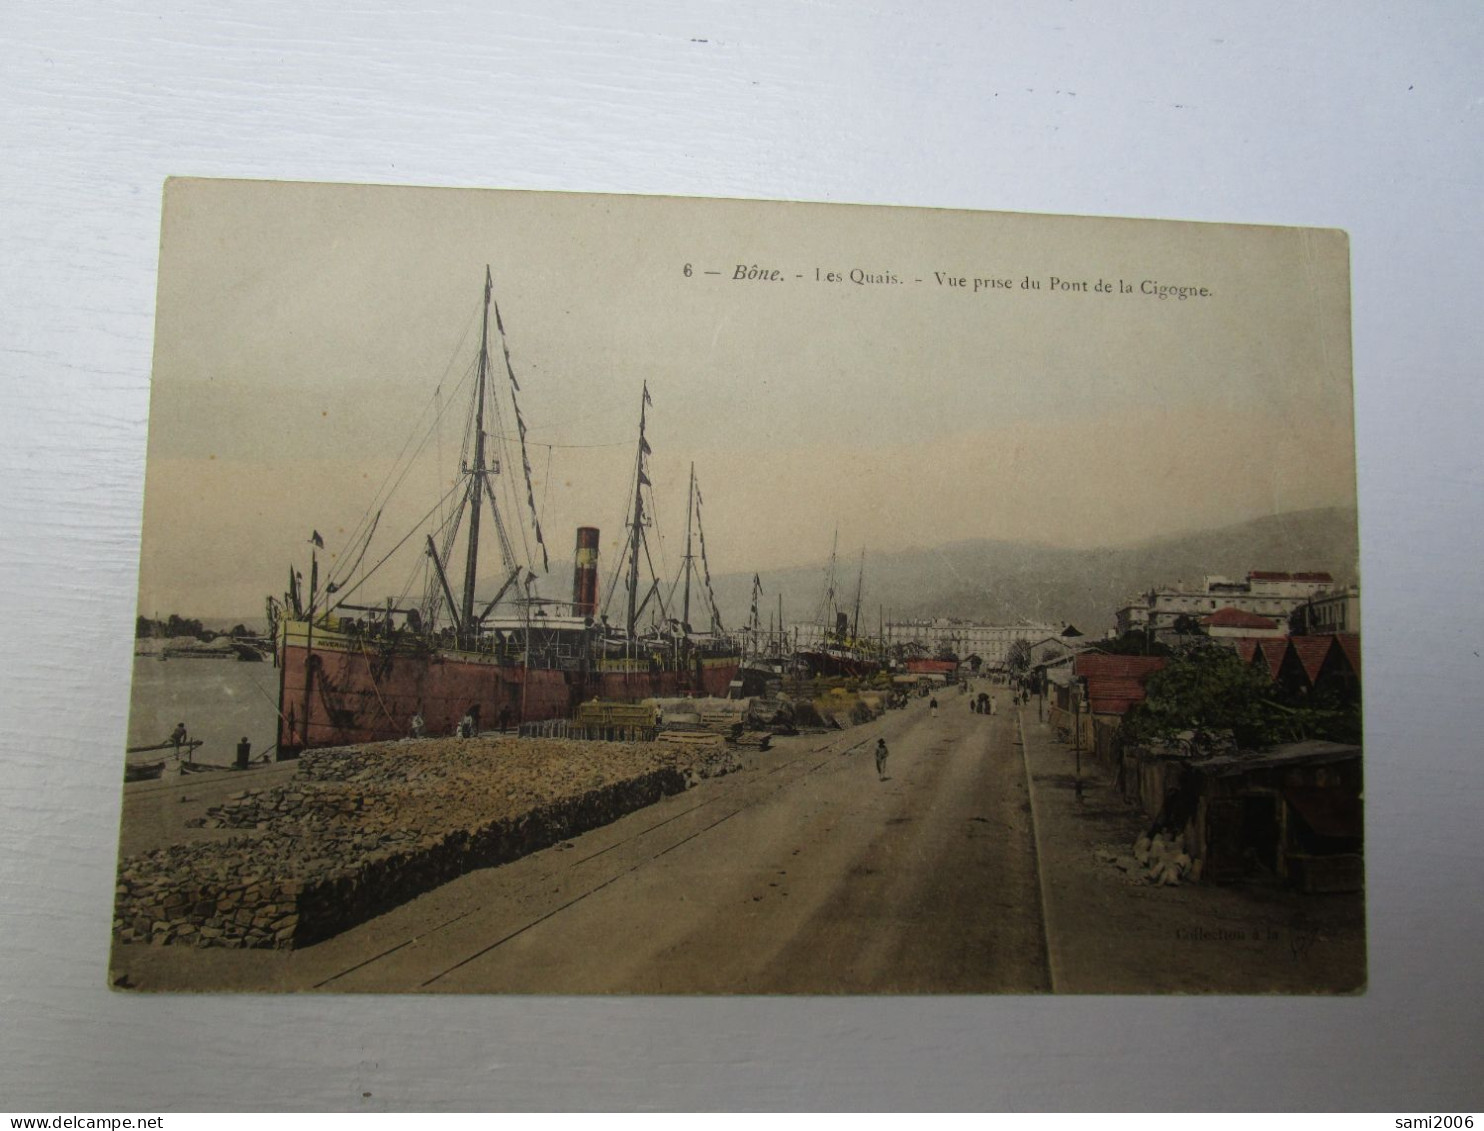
left=707, top=507, right=1359, bottom=636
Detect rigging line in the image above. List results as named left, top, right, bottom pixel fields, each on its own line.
left=641, top=537, right=671, bottom=626
left=491, top=435, right=631, bottom=450
left=643, top=476, right=670, bottom=593
left=333, top=357, right=479, bottom=583
left=491, top=293, right=553, bottom=574
left=400, top=502, right=463, bottom=614
left=600, top=437, right=645, bottom=618
left=660, top=481, right=694, bottom=624
left=693, top=485, right=723, bottom=630
left=326, top=478, right=466, bottom=614
left=482, top=474, right=518, bottom=580
left=428, top=487, right=468, bottom=629
left=485, top=294, right=540, bottom=573
left=392, top=560, right=420, bottom=614
left=483, top=358, right=533, bottom=575
left=338, top=307, right=479, bottom=557
left=538, top=444, right=553, bottom=532
left=328, top=511, right=381, bottom=596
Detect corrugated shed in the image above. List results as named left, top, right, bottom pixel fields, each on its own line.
left=1075, top=653, right=1166, bottom=715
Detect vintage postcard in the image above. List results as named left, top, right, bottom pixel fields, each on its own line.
left=112, top=180, right=1362, bottom=993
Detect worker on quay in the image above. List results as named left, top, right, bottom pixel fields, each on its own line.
left=169, top=721, right=190, bottom=762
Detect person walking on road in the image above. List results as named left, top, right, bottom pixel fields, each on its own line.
left=874, top=737, right=889, bottom=780
left=930, top=696, right=938, bottom=719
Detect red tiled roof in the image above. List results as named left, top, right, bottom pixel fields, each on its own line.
left=1333, top=633, right=1361, bottom=679
left=1075, top=654, right=1168, bottom=679
left=1204, top=606, right=1279, bottom=629
left=1254, top=638, right=1288, bottom=680
left=1288, top=636, right=1335, bottom=685
left=1089, top=680, right=1155, bottom=715
left=1233, top=639, right=1260, bottom=664
left=1075, top=653, right=1166, bottom=714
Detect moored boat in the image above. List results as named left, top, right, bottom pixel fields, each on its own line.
left=272, top=268, right=739, bottom=756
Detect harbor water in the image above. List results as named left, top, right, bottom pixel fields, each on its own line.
left=128, top=656, right=281, bottom=767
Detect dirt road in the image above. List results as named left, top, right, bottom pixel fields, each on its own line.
left=117, top=689, right=1051, bottom=993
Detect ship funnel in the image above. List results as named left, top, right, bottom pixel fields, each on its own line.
left=573, top=527, right=600, bottom=618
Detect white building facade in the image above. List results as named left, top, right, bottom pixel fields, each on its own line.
left=1115, top=571, right=1336, bottom=637
left=884, top=619, right=1064, bottom=665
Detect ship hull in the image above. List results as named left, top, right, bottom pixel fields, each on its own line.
left=276, top=621, right=739, bottom=754
left=794, top=648, right=882, bottom=680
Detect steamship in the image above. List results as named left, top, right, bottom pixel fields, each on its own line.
left=271, top=268, right=740, bottom=756
left=792, top=536, right=884, bottom=678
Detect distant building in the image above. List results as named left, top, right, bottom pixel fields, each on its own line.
left=1116, top=570, right=1336, bottom=637
left=1027, top=635, right=1087, bottom=668
left=1290, top=584, right=1361, bottom=635
left=884, top=619, right=1062, bottom=666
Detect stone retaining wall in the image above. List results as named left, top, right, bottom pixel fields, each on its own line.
left=112, top=736, right=738, bottom=950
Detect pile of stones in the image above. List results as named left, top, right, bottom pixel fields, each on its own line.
left=1098, top=831, right=1201, bottom=887
left=113, top=735, right=740, bottom=950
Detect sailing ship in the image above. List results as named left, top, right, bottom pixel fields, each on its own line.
left=271, top=267, right=740, bottom=756
left=792, top=535, right=884, bottom=678
left=733, top=573, right=791, bottom=694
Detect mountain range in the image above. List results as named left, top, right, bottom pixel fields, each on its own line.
left=704, top=506, right=1359, bottom=637
left=221, top=507, right=1357, bottom=637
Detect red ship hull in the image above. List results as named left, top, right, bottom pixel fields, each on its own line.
left=276, top=623, right=739, bottom=754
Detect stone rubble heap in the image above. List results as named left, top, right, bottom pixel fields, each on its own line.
left=114, top=735, right=741, bottom=951
left=1098, top=832, right=1202, bottom=887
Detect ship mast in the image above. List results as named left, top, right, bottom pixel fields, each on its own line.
left=817, top=528, right=839, bottom=637
left=681, top=462, right=695, bottom=633
left=850, top=548, right=865, bottom=640
left=626, top=383, right=652, bottom=638
left=459, top=266, right=494, bottom=644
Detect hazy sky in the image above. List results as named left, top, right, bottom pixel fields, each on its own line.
left=139, top=180, right=1355, bottom=618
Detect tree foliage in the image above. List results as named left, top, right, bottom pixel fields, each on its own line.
left=1005, top=639, right=1032, bottom=674
left=135, top=613, right=207, bottom=639
left=1098, top=630, right=1172, bottom=657
left=1122, top=645, right=1361, bottom=750
left=1123, top=646, right=1276, bottom=748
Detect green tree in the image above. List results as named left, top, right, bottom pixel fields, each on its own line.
left=1122, top=644, right=1361, bottom=749
left=1099, top=630, right=1171, bottom=657
left=1122, top=646, right=1279, bottom=748
left=1006, top=639, right=1031, bottom=675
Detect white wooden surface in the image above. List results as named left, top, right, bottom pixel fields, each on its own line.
left=2, top=0, right=1481, bottom=1111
